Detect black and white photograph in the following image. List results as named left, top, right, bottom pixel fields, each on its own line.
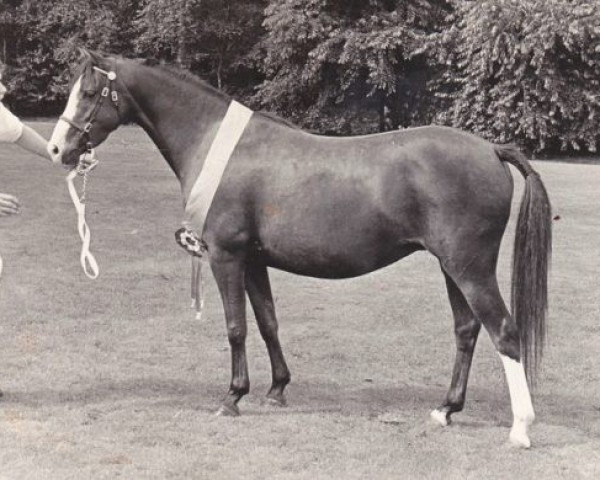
left=1, top=0, right=599, bottom=478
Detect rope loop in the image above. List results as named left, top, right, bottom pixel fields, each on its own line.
left=66, top=162, right=99, bottom=279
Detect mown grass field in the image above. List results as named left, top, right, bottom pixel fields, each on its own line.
left=1, top=121, right=599, bottom=479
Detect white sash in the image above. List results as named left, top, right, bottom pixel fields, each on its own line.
left=183, top=100, right=253, bottom=238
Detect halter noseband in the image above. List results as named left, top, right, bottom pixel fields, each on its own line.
left=60, top=66, right=120, bottom=147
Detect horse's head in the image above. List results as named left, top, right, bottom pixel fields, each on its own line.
left=49, top=48, right=126, bottom=167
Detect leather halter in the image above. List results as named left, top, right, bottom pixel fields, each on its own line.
left=60, top=66, right=120, bottom=148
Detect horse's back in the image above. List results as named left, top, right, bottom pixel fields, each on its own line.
left=242, top=122, right=515, bottom=224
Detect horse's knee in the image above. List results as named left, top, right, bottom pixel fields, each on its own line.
left=258, top=320, right=279, bottom=341
left=454, top=319, right=480, bottom=350
left=262, top=298, right=275, bottom=312
left=227, top=325, right=247, bottom=346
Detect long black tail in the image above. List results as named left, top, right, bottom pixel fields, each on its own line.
left=495, top=145, right=552, bottom=384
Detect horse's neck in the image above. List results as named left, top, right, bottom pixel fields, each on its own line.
left=125, top=65, right=229, bottom=193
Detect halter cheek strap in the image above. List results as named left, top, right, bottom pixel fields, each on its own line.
left=60, top=66, right=120, bottom=141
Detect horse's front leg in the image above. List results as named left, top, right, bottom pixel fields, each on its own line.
left=210, top=249, right=249, bottom=416
left=245, top=262, right=291, bottom=406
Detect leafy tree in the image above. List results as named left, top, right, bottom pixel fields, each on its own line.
left=1, top=0, right=598, bottom=156
left=135, top=0, right=266, bottom=92
left=255, top=0, right=450, bottom=134
left=0, top=1, right=21, bottom=66
left=2, top=0, right=135, bottom=114
left=134, top=0, right=198, bottom=67
left=3, top=0, right=265, bottom=112
left=433, top=0, right=600, bottom=153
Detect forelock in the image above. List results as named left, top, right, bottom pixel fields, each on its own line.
left=70, top=58, right=97, bottom=95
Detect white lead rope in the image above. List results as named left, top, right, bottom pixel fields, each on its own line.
left=66, top=166, right=99, bottom=279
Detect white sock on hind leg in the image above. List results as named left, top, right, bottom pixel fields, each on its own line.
left=499, top=354, right=535, bottom=448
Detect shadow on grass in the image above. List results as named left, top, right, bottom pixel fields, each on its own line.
left=0, top=377, right=455, bottom=413
left=2, top=377, right=599, bottom=437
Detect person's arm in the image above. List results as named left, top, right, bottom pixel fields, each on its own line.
left=14, top=124, right=51, bottom=161
left=1, top=103, right=97, bottom=168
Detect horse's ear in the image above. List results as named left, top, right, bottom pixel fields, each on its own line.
left=77, top=47, right=105, bottom=67
left=88, top=50, right=105, bottom=66
left=78, top=47, right=92, bottom=61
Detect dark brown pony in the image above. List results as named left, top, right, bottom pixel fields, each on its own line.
left=49, top=50, right=551, bottom=447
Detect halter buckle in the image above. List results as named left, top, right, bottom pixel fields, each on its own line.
left=101, top=86, right=109, bottom=97
left=84, top=122, right=93, bottom=133
left=111, top=91, right=118, bottom=103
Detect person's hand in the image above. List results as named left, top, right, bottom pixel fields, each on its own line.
left=0, top=193, right=20, bottom=217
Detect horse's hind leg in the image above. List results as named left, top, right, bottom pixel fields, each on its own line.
left=245, top=263, right=291, bottom=406
left=446, top=264, right=535, bottom=447
left=431, top=272, right=481, bottom=427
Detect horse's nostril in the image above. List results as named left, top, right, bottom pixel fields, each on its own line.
left=50, top=144, right=60, bottom=155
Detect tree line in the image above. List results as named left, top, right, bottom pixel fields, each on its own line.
left=1, top=0, right=598, bottom=153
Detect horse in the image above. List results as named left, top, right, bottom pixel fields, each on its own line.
left=48, top=49, right=551, bottom=448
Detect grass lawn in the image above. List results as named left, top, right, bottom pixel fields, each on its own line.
left=1, top=121, right=599, bottom=479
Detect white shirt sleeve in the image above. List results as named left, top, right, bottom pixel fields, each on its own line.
left=0, top=102, right=24, bottom=143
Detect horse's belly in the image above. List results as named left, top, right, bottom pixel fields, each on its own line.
left=251, top=173, right=424, bottom=278
left=263, top=244, right=421, bottom=279
left=257, top=221, right=423, bottom=279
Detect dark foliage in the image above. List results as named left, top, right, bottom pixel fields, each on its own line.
left=1, top=0, right=598, bottom=152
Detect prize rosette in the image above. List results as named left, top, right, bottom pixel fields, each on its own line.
left=175, top=227, right=204, bottom=257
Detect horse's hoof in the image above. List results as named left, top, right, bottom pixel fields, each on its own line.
left=508, top=416, right=533, bottom=448
left=215, top=404, right=240, bottom=417
left=430, top=409, right=450, bottom=427
left=509, top=429, right=531, bottom=449
left=265, top=394, right=287, bottom=407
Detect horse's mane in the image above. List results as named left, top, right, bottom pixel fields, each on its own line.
left=258, top=111, right=301, bottom=130
left=141, top=60, right=230, bottom=103
left=140, top=59, right=301, bottom=130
